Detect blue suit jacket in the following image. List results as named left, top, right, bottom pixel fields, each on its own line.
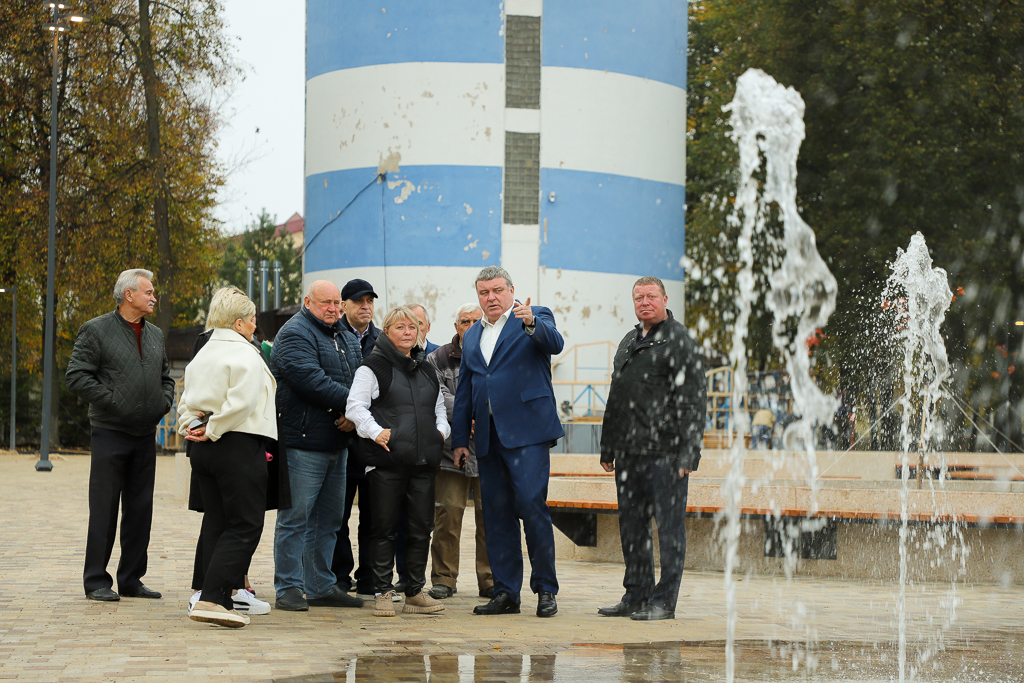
left=452, top=306, right=564, bottom=455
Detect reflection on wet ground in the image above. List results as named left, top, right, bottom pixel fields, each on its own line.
left=275, top=637, right=1024, bottom=682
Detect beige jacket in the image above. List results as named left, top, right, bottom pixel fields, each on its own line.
left=177, top=328, right=278, bottom=442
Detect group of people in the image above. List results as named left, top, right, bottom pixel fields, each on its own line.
left=66, top=265, right=706, bottom=629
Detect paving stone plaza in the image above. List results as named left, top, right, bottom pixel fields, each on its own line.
left=1, top=452, right=1022, bottom=682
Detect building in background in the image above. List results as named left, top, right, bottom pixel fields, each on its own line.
left=304, top=0, right=686, bottom=408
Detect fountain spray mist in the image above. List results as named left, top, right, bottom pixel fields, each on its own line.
left=883, top=232, right=955, bottom=682
left=722, top=68, right=838, bottom=682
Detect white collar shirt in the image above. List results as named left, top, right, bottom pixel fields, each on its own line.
left=479, top=304, right=514, bottom=366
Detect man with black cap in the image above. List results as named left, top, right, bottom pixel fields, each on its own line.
left=333, top=278, right=384, bottom=596
left=339, top=279, right=380, bottom=358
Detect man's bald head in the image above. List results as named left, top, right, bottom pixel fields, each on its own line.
left=305, top=280, right=342, bottom=325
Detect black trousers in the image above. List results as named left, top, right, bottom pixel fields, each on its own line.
left=615, top=456, right=689, bottom=610
left=84, top=427, right=157, bottom=593
left=367, top=465, right=435, bottom=595
left=332, top=473, right=374, bottom=593
left=190, top=432, right=268, bottom=610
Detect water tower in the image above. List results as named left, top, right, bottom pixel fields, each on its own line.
left=304, top=0, right=687, bottom=390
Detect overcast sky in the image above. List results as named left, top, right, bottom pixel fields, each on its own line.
left=214, top=0, right=305, bottom=235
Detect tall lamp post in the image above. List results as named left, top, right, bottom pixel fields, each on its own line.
left=37, top=2, right=88, bottom=472
left=0, top=287, right=15, bottom=452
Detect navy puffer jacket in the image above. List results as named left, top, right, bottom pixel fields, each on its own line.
left=271, top=306, right=362, bottom=453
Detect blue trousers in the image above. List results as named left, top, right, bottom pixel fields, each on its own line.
left=273, top=448, right=347, bottom=600
left=476, top=418, right=558, bottom=603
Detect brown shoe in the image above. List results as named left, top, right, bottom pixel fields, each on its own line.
left=402, top=590, right=445, bottom=614
left=374, top=591, right=396, bottom=617
left=189, top=601, right=249, bottom=628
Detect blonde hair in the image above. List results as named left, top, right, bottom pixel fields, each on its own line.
left=205, top=287, right=255, bottom=331
left=381, top=306, right=420, bottom=333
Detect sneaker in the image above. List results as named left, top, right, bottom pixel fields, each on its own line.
left=188, top=591, right=201, bottom=616
left=233, top=588, right=271, bottom=615
left=403, top=590, right=445, bottom=614
left=374, top=591, right=396, bottom=617
left=189, top=601, right=249, bottom=628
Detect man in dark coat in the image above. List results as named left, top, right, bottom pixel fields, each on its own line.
left=271, top=280, right=364, bottom=612
left=66, top=268, right=174, bottom=602
left=333, top=278, right=381, bottom=595
left=598, top=276, right=706, bottom=621
left=452, top=266, right=564, bottom=618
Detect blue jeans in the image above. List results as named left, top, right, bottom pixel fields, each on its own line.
left=274, top=448, right=347, bottom=600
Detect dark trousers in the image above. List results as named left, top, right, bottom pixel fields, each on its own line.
left=615, top=456, right=689, bottom=610
left=83, top=427, right=157, bottom=593
left=367, top=465, right=435, bottom=596
left=190, top=432, right=268, bottom=610
left=476, top=419, right=558, bottom=603
left=332, top=473, right=374, bottom=593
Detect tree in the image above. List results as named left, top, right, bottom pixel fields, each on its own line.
left=687, top=0, right=1024, bottom=449
left=217, top=210, right=303, bottom=310
left=0, top=0, right=234, bottom=446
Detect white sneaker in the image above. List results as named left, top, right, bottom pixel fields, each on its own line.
left=233, top=588, right=271, bottom=615
left=188, top=591, right=201, bottom=616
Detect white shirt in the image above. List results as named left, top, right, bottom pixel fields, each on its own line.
left=479, top=304, right=515, bottom=366
left=345, top=365, right=450, bottom=443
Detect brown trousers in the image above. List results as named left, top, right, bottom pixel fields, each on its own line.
left=429, top=470, right=493, bottom=591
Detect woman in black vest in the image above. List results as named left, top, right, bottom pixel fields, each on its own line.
left=346, top=306, right=450, bottom=617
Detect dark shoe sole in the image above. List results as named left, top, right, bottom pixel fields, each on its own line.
left=275, top=600, right=309, bottom=612
left=630, top=612, right=674, bottom=621
left=473, top=605, right=520, bottom=615
left=85, top=591, right=120, bottom=602
left=120, top=591, right=161, bottom=599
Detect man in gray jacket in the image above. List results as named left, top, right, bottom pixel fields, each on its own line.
left=66, top=268, right=174, bottom=602
left=426, top=303, right=492, bottom=599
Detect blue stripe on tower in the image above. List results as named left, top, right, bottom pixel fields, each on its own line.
left=304, top=166, right=502, bottom=272
left=540, top=169, right=685, bottom=280
left=542, top=0, right=687, bottom=89
left=306, top=0, right=504, bottom=80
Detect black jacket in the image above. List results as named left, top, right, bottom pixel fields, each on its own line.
left=359, top=334, right=444, bottom=470
left=600, top=311, right=706, bottom=471
left=271, top=306, right=362, bottom=453
left=66, top=309, right=174, bottom=436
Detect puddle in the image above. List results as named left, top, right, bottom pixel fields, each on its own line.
left=274, top=638, right=1024, bottom=682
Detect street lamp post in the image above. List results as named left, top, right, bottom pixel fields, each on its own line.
left=0, top=287, right=15, bottom=452
left=37, top=2, right=88, bottom=472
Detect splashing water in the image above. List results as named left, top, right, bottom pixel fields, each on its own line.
left=883, top=232, right=957, bottom=682
left=722, top=68, right=839, bottom=683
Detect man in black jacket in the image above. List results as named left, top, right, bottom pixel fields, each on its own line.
left=271, top=280, right=364, bottom=612
left=66, top=268, right=174, bottom=602
left=597, top=276, right=706, bottom=621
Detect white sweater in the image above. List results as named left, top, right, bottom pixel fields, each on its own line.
left=177, top=328, right=278, bottom=442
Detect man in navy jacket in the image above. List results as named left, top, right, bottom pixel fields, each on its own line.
left=452, top=266, right=564, bottom=618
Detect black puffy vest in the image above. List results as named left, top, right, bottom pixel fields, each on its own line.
left=360, top=334, right=444, bottom=469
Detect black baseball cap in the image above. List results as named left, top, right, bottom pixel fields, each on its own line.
left=341, top=278, right=378, bottom=301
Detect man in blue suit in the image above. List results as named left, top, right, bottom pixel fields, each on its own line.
left=452, top=266, right=564, bottom=618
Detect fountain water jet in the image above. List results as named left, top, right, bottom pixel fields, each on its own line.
left=721, top=68, right=839, bottom=682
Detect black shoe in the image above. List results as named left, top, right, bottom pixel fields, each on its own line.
left=275, top=587, right=309, bottom=612
left=629, top=604, right=674, bottom=621
left=428, top=584, right=455, bottom=599
left=120, top=584, right=161, bottom=599
left=307, top=585, right=364, bottom=608
left=597, top=599, right=646, bottom=617
left=85, top=587, right=120, bottom=602
left=393, top=579, right=409, bottom=595
left=478, top=586, right=493, bottom=599
left=473, top=592, right=520, bottom=615
left=536, top=591, right=557, bottom=618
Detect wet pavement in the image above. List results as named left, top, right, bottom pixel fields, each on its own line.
left=0, top=452, right=1021, bottom=682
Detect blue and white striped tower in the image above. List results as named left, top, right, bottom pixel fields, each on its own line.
left=304, top=0, right=686, bottom=354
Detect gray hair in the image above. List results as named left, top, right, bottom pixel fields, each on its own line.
left=475, top=266, right=513, bottom=289
left=455, top=302, right=482, bottom=320
left=113, top=268, right=154, bottom=305
left=407, top=303, right=430, bottom=325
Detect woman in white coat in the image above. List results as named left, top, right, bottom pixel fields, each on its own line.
left=178, top=289, right=277, bottom=628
